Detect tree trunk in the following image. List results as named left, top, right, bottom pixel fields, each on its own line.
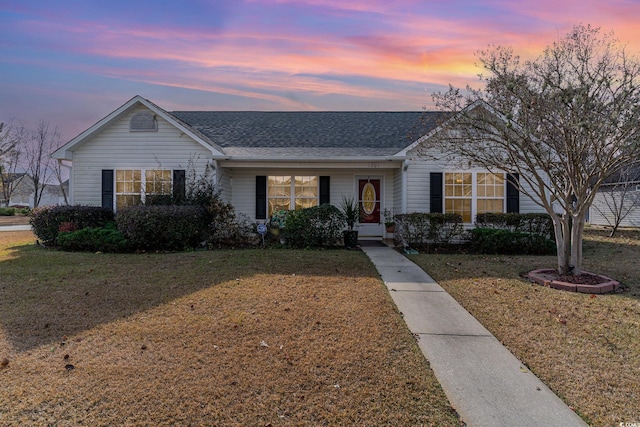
left=570, top=214, right=586, bottom=275
left=551, top=214, right=571, bottom=275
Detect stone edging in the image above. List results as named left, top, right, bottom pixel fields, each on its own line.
left=527, top=269, right=621, bottom=294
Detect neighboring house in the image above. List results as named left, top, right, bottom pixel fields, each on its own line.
left=4, top=174, right=69, bottom=208
left=589, top=163, right=640, bottom=228
left=51, top=95, right=544, bottom=238
left=1, top=173, right=25, bottom=207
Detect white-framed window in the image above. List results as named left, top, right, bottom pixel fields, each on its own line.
left=267, top=175, right=318, bottom=216
left=115, top=169, right=172, bottom=210
left=444, top=172, right=505, bottom=222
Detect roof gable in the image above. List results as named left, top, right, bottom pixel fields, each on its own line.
left=52, top=95, right=225, bottom=160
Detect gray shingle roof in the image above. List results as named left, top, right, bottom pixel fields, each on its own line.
left=170, top=111, right=442, bottom=157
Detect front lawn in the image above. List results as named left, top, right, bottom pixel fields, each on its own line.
left=410, top=227, right=640, bottom=426
left=0, top=231, right=459, bottom=426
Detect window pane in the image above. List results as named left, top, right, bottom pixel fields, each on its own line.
left=115, top=169, right=145, bottom=210
left=268, top=176, right=291, bottom=197
left=116, top=194, right=141, bottom=210
left=295, top=198, right=318, bottom=210
left=145, top=169, right=171, bottom=195
left=295, top=176, right=317, bottom=194
left=268, top=199, right=290, bottom=217
left=268, top=175, right=319, bottom=217
left=477, top=173, right=504, bottom=216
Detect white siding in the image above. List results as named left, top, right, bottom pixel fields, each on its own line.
left=216, top=166, right=232, bottom=203
left=404, top=148, right=545, bottom=218
left=589, top=190, right=640, bottom=227
left=392, top=168, right=402, bottom=214
left=227, top=167, right=395, bottom=224
left=518, top=179, right=543, bottom=214
left=69, top=106, right=213, bottom=206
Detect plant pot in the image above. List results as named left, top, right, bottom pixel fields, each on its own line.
left=343, top=230, right=359, bottom=248
left=385, top=224, right=396, bottom=233
left=269, top=227, right=280, bottom=239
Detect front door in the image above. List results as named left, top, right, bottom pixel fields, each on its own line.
left=358, top=178, right=382, bottom=237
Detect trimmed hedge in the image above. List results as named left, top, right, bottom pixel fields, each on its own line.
left=116, top=205, right=208, bottom=251
left=394, top=212, right=464, bottom=248
left=30, top=205, right=115, bottom=245
left=57, top=223, right=131, bottom=253
left=475, top=212, right=553, bottom=238
left=0, top=207, right=16, bottom=216
left=283, top=204, right=346, bottom=248
left=469, top=228, right=556, bottom=255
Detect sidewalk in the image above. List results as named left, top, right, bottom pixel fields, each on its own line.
left=0, top=225, right=31, bottom=231
left=361, top=244, right=587, bottom=427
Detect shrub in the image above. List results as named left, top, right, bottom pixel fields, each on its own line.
left=469, top=228, right=556, bottom=255
left=116, top=205, right=208, bottom=251
left=209, top=213, right=260, bottom=248
left=57, top=223, right=131, bottom=253
left=0, top=207, right=16, bottom=216
left=394, top=213, right=464, bottom=248
left=30, top=205, right=115, bottom=245
left=180, top=164, right=255, bottom=247
left=475, top=213, right=553, bottom=238
left=283, top=204, right=346, bottom=248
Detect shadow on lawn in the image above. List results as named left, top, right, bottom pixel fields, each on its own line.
left=0, top=242, right=378, bottom=353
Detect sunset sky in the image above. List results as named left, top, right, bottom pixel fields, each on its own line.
left=1, top=0, right=639, bottom=141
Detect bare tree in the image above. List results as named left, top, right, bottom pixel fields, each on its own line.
left=23, top=120, right=60, bottom=208
left=422, top=24, right=640, bottom=275
left=0, top=121, right=27, bottom=206
left=591, top=164, right=640, bottom=237
left=1, top=121, right=22, bottom=157
left=51, top=159, right=70, bottom=205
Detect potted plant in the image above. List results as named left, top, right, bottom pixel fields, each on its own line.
left=339, top=196, right=359, bottom=248
left=269, top=209, right=289, bottom=240
left=383, top=208, right=395, bottom=233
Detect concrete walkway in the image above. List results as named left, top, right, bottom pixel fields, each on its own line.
left=0, top=225, right=31, bottom=231
left=361, top=244, right=587, bottom=427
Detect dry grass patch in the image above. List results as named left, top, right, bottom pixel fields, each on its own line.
left=410, top=227, right=640, bottom=426
left=0, top=232, right=459, bottom=426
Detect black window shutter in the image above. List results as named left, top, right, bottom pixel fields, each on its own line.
left=101, top=169, right=114, bottom=210
left=430, top=172, right=443, bottom=213
left=506, top=173, right=520, bottom=213
left=173, top=169, right=186, bottom=204
left=319, top=176, right=330, bottom=205
left=256, top=176, right=267, bottom=219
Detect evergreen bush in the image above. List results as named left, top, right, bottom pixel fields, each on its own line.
left=283, top=204, right=346, bottom=248
left=394, top=212, right=464, bottom=249
left=57, top=223, right=131, bottom=253
left=0, top=207, right=16, bottom=216
left=475, top=212, right=553, bottom=238
left=30, top=205, right=115, bottom=245
left=469, top=228, right=556, bottom=255
left=116, top=205, right=208, bottom=251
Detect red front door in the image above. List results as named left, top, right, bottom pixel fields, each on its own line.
left=359, top=179, right=381, bottom=224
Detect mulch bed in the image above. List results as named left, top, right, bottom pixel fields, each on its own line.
left=527, top=268, right=621, bottom=294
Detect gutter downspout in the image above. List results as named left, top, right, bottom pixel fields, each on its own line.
left=58, top=160, right=72, bottom=205
left=401, top=159, right=409, bottom=214
left=210, top=159, right=219, bottom=187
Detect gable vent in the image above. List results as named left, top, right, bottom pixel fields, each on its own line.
left=130, top=112, right=158, bottom=132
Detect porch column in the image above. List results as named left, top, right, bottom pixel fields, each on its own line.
left=401, top=159, right=409, bottom=214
